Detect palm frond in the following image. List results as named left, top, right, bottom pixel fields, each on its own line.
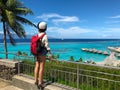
left=6, top=24, right=16, bottom=46
left=6, top=0, right=33, bottom=15
left=0, top=2, right=7, bottom=10
left=16, top=16, right=37, bottom=28
left=9, top=21, right=26, bottom=38
left=0, top=0, right=7, bottom=5
left=0, top=2, right=4, bottom=8
left=6, top=0, right=17, bottom=7
left=0, top=0, right=35, bottom=46
left=5, top=9, right=16, bottom=27
left=6, top=0, right=23, bottom=10
left=0, top=8, right=1, bottom=13
left=15, top=7, right=33, bottom=15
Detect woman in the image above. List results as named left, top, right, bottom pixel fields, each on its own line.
left=34, top=22, right=51, bottom=88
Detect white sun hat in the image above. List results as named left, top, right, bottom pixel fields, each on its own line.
left=38, top=22, right=47, bottom=29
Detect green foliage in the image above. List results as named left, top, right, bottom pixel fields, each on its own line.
left=78, top=57, right=82, bottom=62
left=17, top=51, right=22, bottom=55
left=46, top=61, right=120, bottom=90
left=56, top=54, right=60, bottom=58
left=69, top=56, right=74, bottom=61
left=50, top=54, right=60, bottom=59
left=23, top=60, right=35, bottom=65
left=22, top=52, right=28, bottom=56
left=51, top=54, right=55, bottom=59
left=92, top=61, right=96, bottom=64
left=16, top=51, right=28, bottom=56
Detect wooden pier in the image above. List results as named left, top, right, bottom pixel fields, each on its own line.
left=81, top=48, right=109, bottom=55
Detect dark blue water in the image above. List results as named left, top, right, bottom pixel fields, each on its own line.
left=0, top=39, right=120, bottom=43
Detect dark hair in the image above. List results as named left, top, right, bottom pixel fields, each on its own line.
left=37, top=22, right=40, bottom=29
left=38, top=29, right=46, bottom=32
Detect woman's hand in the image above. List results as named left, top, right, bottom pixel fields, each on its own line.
left=47, top=51, right=52, bottom=60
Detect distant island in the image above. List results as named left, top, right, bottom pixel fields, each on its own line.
left=0, top=33, right=57, bottom=43
left=0, top=33, right=56, bottom=39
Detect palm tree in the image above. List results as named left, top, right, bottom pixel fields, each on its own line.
left=0, top=0, right=36, bottom=59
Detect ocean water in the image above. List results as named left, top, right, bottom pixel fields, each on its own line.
left=0, top=39, right=120, bottom=62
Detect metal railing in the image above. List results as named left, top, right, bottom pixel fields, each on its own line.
left=17, top=58, right=120, bottom=90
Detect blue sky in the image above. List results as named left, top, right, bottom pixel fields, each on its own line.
left=1, top=0, right=120, bottom=39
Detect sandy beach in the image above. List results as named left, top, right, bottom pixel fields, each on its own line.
left=96, top=52, right=120, bottom=66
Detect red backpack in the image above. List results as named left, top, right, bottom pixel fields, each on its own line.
left=30, top=34, right=45, bottom=55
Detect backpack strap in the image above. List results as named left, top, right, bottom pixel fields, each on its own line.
left=37, top=33, right=45, bottom=40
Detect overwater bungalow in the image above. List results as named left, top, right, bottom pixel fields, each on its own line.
left=81, top=48, right=110, bottom=56
left=97, top=50, right=102, bottom=54
left=103, top=51, right=109, bottom=55
left=89, top=48, right=93, bottom=52
left=81, top=48, right=89, bottom=52
left=81, top=48, right=86, bottom=51
left=92, top=49, right=97, bottom=53
left=116, top=54, right=120, bottom=57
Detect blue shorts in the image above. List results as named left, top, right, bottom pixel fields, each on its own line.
left=39, top=48, right=48, bottom=56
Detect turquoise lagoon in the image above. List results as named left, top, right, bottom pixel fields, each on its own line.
left=0, top=39, right=120, bottom=62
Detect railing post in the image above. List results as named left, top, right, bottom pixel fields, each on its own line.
left=77, top=64, right=79, bottom=90
left=34, top=56, right=36, bottom=62
left=18, top=61, right=20, bottom=75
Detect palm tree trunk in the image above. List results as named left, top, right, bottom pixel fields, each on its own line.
left=3, top=21, right=8, bottom=59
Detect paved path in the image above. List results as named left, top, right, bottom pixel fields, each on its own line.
left=0, top=79, right=23, bottom=90
left=0, top=79, right=11, bottom=89
left=0, top=86, right=23, bottom=90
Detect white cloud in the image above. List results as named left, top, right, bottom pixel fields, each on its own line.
left=36, top=13, right=59, bottom=21
left=47, top=26, right=120, bottom=38
left=47, top=26, right=98, bottom=38
left=48, top=26, right=93, bottom=34
left=36, top=13, right=79, bottom=24
left=109, top=15, right=120, bottom=19
left=105, top=15, right=120, bottom=25
left=0, top=31, right=3, bottom=34
left=96, top=27, right=120, bottom=38
left=105, top=20, right=120, bottom=24
left=102, top=28, right=120, bottom=33
left=52, top=16, right=79, bottom=23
